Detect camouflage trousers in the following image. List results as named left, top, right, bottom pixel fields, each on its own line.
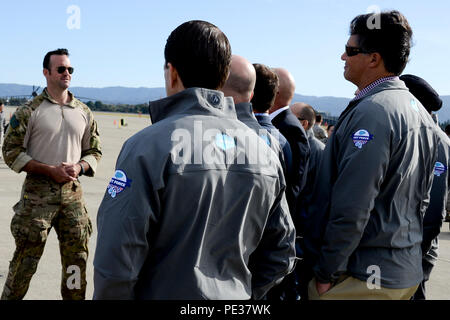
left=1, top=174, right=92, bottom=300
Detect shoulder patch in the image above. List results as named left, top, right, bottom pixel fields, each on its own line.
left=434, top=162, right=447, bottom=177
left=107, top=169, right=132, bottom=198
left=352, top=129, right=373, bottom=149
left=410, top=99, right=419, bottom=112
left=215, top=133, right=236, bottom=150
left=259, top=134, right=271, bottom=147
left=9, top=115, right=19, bottom=129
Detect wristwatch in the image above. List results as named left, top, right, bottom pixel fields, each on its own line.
left=78, top=162, right=85, bottom=176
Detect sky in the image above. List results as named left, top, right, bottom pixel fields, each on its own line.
left=1, top=0, right=449, bottom=98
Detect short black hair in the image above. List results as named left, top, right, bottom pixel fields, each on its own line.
left=164, top=20, right=231, bottom=90
left=316, top=114, right=323, bottom=123
left=43, top=48, right=69, bottom=70
left=350, top=10, right=413, bottom=75
left=251, top=63, right=279, bottom=113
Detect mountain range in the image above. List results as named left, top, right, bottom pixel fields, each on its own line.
left=1, top=83, right=449, bottom=121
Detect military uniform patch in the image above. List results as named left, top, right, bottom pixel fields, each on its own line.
left=107, top=170, right=132, bottom=198
left=9, top=115, right=19, bottom=129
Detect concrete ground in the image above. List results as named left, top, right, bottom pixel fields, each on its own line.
left=0, top=106, right=449, bottom=300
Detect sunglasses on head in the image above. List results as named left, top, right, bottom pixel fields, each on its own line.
left=345, top=45, right=369, bottom=57
left=56, top=66, right=74, bottom=74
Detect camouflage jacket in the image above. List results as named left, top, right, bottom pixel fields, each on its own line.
left=2, top=89, right=102, bottom=176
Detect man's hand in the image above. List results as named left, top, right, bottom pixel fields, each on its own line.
left=62, top=162, right=82, bottom=178
left=50, top=164, right=77, bottom=183
left=23, top=160, right=76, bottom=183
left=316, top=281, right=332, bottom=296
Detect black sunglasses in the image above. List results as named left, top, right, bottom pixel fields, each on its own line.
left=345, top=45, right=369, bottom=57
left=56, top=66, right=74, bottom=74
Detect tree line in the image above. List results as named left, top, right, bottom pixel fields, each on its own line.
left=0, top=98, right=149, bottom=115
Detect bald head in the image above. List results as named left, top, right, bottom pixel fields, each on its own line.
left=221, top=55, right=256, bottom=104
left=271, top=68, right=295, bottom=112
left=291, top=102, right=316, bottom=131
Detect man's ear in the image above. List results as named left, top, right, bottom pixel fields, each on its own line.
left=43, top=68, right=49, bottom=77
left=368, top=52, right=383, bottom=68
left=249, top=91, right=254, bottom=101
left=167, top=63, right=184, bottom=90
left=301, top=119, right=309, bottom=131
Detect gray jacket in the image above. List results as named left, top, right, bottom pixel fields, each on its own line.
left=235, top=102, right=287, bottom=177
left=304, top=79, right=439, bottom=289
left=423, top=126, right=450, bottom=265
left=93, top=88, right=296, bottom=300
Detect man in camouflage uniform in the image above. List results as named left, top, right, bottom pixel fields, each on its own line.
left=1, top=48, right=101, bottom=300
left=0, top=101, right=6, bottom=153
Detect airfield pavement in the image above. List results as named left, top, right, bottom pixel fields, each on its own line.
left=0, top=106, right=449, bottom=300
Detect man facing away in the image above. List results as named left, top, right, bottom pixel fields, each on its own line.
left=304, top=11, right=439, bottom=300
left=400, top=74, right=450, bottom=300
left=269, top=68, right=310, bottom=228
left=290, top=102, right=325, bottom=224
left=1, top=48, right=102, bottom=300
left=93, top=20, right=296, bottom=300
left=313, top=114, right=328, bottom=144
left=221, top=55, right=288, bottom=176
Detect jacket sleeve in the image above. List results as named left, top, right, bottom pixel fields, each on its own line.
left=80, top=107, right=102, bottom=176
left=248, top=187, right=297, bottom=300
left=313, top=102, right=391, bottom=283
left=2, top=106, right=34, bottom=173
left=422, top=140, right=450, bottom=255
left=93, top=140, right=159, bottom=300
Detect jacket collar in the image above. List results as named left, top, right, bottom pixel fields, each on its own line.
left=42, top=88, right=78, bottom=108
left=353, top=77, right=409, bottom=104
left=149, top=87, right=238, bottom=124
left=235, top=102, right=257, bottom=123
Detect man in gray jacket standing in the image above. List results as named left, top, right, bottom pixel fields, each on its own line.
left=304, top=11, right=439, bottom=300
left=93, top=20, right=296, bottom=300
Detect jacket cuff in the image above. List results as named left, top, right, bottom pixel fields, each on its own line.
left=11, top=152, right=32, bottom=173
left=80, top=154, right=98, bottom=176
left=313, top=266, right=333, bottom=284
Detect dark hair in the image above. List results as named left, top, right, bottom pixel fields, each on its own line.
left=316, top=114, right=323, bottom=123
left=164, top=20, right=231, bottom=90
left=350, top=10, right=413, bottom=75
left=251, top=63, right=279, bottom=113
left=43, top=48, right=69, bottom=70
left=445, top=125, right=450, bottom=136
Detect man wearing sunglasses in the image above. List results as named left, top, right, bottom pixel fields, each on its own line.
left=1, top=48, right=102, bottom=300
left=304, top=11, right=439, bottom=300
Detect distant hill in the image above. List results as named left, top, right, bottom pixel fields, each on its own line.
left=292, top=93, right=351, bottom=117
left=0, top=83, right=166, bottom=105
left=1, top=83, right=449, bottom=121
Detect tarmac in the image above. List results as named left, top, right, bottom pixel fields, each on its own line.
left=0, top=106, right=449, bottom=300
